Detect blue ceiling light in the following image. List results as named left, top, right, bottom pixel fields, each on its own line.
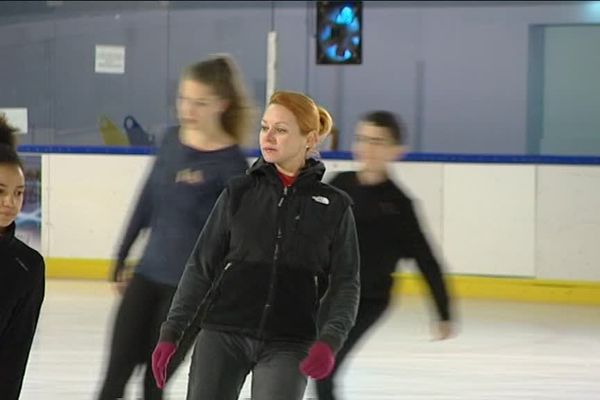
left=586, top=1, right=600, bottom=19
left=317, top=1, right=363, bottom=65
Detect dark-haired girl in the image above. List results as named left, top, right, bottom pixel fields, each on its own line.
left=0, top=115, right=45, bottom=400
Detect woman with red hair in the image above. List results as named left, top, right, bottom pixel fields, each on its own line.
left=151, top=91, right=361, bottom=400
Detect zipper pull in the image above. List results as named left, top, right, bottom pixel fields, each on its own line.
left=16, top=258, right=29, bottom=272
left=278, top=186, right=289, bottom=207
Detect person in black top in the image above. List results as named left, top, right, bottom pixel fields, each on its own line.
left=97, top=54, right=254, bottom=400
left=150, top=91, right=361, bottom=400
left=0, top=115, right=45, bottom=400
left=317, top=111, right=455, bottom=400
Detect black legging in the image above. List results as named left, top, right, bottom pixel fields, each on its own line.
left=316, top=298, right=390, bottom=400
left=97, top=274, right=180, bottom=400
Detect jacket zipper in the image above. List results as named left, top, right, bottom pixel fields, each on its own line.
left=314, top=275, right=319, bottom=308
left=257, top=185, right=289, bottom=338
left=200, top=261, right=233, bottom=322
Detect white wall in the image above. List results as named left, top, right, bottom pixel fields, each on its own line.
left=43, top=154, right=152, bottom=259
left=536, top=165, right=600, bottom=281
left=443, top=164, right=536, bottom=277
left=40, top=154, right=600, bottom=282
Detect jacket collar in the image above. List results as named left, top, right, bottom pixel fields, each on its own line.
left=248, top=157, right=325, bottom=188
left=0, top=222, right=16, bottom=251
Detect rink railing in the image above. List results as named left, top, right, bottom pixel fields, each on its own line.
left=16, top=146, right=600, bottom=305
left=17, top=145, right=600, bottom=165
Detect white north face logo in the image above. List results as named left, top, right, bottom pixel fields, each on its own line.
left=312, top=196, right=330, bottom=205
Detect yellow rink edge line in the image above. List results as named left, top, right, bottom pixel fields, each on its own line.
left=45, top=258, right=600, bottom=305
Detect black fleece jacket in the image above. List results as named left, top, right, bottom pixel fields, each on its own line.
left=160, top=158, right=361, bottom=352
left=331, top=171, right=451, bottom=321
left=0, top=222, right=45, bottom=400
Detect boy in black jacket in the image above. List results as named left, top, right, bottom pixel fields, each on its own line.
left=318, top=111, right=455, bottom=400
left=0, top=115, right=45, bottom=400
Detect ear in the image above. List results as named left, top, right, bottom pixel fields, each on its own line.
left=217, top=98, right=230, bottom=113
left=306, top=130, right=318, bottom=150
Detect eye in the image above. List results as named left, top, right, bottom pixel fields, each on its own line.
left=260, top=125, right=269, bottom=132
left=16, top=190, right=24, bottom=197
left=276, top=128, right=287, bottom=134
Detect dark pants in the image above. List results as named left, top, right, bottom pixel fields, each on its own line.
left=97, top=274, right=179, bottom=400
left=316, top=298, right=390, bottom=400
left=186, top=329, right=311, bottom=400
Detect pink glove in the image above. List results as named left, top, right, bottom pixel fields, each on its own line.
left=151, top=341, right=177, bottom=389
left=299, top=341, right=335, bottom=380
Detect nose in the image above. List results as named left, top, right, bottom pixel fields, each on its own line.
left=355, top=141, right=369, bottom=153
left=179, top=100, right=192, bottom=115
left=0, top=194, right=15, bottom=208
left=263, top=127, right=277, bottom=144
left=177, top=97, right=195, bottom=117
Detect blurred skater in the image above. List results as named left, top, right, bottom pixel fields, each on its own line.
left=317, top=111, right=455, bottom=400
left=97, top=54, right=254, bottom=400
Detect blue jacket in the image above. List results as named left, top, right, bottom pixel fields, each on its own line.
left=116, top=127, right=248, bottom=286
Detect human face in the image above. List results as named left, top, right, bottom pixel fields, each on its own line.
left=259, top=104, right=316, bottom=174
left=352, top=122, right=403, bottom=172
left=176, top=79, right=228, bottom=133
left=0, top=164, right=25, bottom=231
